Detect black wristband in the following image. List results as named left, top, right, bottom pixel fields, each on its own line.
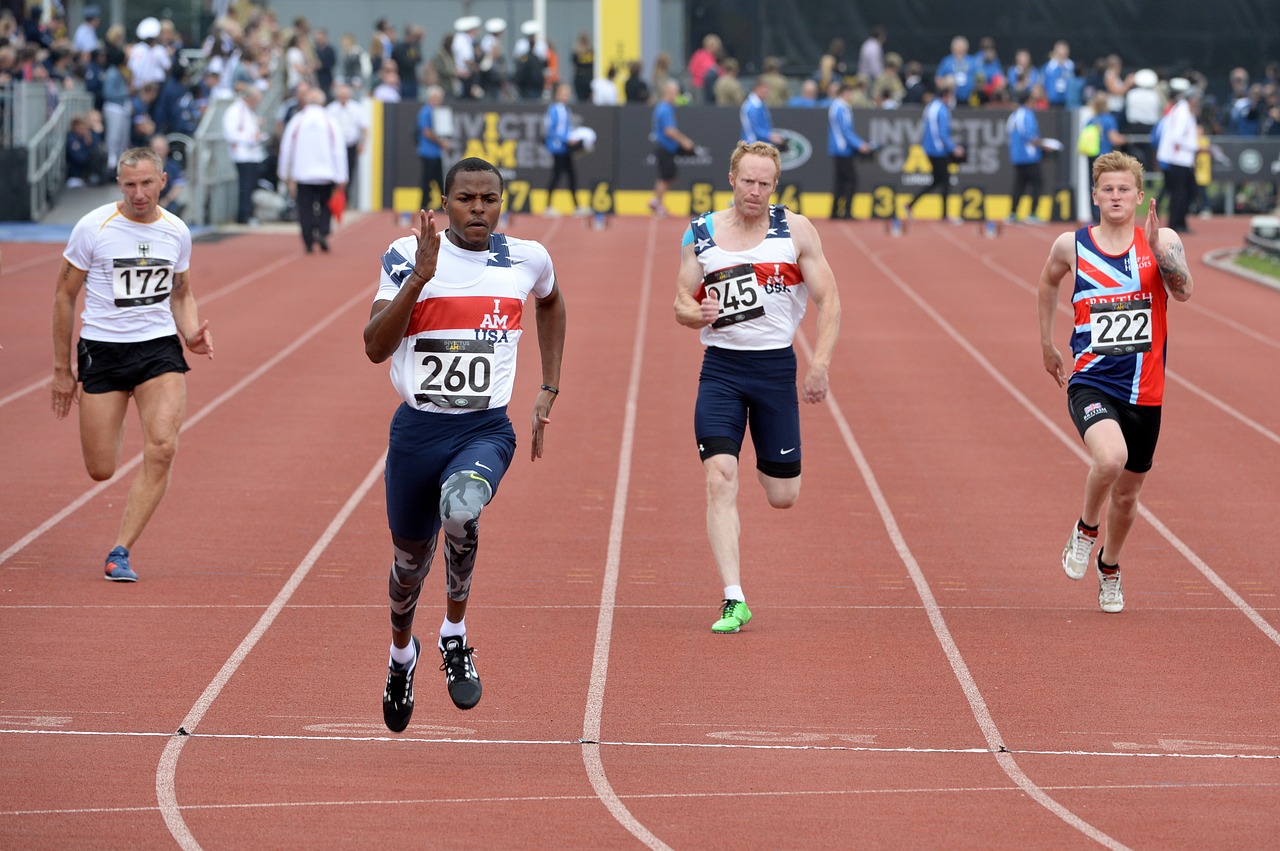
left=540, top=384, right=560, bottom=395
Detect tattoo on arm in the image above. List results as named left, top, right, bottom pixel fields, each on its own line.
left=171, top=271, right=188, bottom=295
left=1156, top=242, right=1190, bottom=295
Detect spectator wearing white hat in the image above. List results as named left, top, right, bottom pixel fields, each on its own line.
left=512, top=21, right=547, bottom=101
left=479, top=18, right=507, bottom=99
left=1156, top=83, right=1202, bottom=233
left=452, top=16, right=482, bottom=99
left=128, top=17, right=171, bottom=91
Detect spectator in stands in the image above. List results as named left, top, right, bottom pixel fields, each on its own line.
left=452, top=16, right=482, bottom=100
left=371, top=18, right=394, bottom=78
left=1083, top=91, right=1128, bottom=222
left=1006, top=49, right=1041, bottom=102
left=339, top=32, right=371, bottom=92
left=512, top=21, right=547, bottom=101
left=572, top=31, right=594, bottom=102
left=714, top=57, right=744, bottom=107
left=975, top=37, right=1002, bottom=100
left=478, top=19, right=508, bottom=100
left=152, top=133, right=186, bottom=217
left=65, top=113, right=108, bottom=187
left=872, top=51, right=906, bottom=107
left=936, top=36, right=977, bottom=103
left=858, top=27, right=885, bottom=82
left=1124, top=68, right=1164, bottom=166
left=788, top=79, right=821, bottom=107
left=392, top=24, right=425, bottom=101
left=313, top=28, right=336, bottom=98
left=1157, top=85, right=1202, bottom=233
left=901, top=59, right=927, bottom=105
left=428, top=34, right=457, bottom=98
left=591, top=64, right=619, bottom=105
left=128, top=17, right=170, bottom=90
left=624, top=59, right=649, bottom=105
left=72, top=5, right=100, bottom=62
left=688, top=33, right=722, bottom=103
left=372, top=63, right=401, bottom=102
left=129, top=82, right=159, bottom=148
left=651, top=51, right=674, bottom=105
left=328, top=82, right=368, bottom=203
left=1041, top=40, right=1074, bottom=107
left=758, top=56, right=790, bottom=107
left=223, top=85, right=266, bottom=224
left=740, top=77, right=783, bottom=146
left=1101, top=54, right=1133, bottom=121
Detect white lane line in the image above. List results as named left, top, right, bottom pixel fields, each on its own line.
left=0, top=289, right=370, bottom=567
left=578, top=217, right=672, bottom=851
left=797, top=329, right=1129, bottom=851
left=9, top=727, right=1280, bottom=760
left=154, top=451, right=387, bottom=851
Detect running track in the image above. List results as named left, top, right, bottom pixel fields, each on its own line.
left=2, top=210, right=1278, bottom=848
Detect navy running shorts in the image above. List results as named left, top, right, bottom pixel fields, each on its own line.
left=694, top=345, right=801, bottom=478
left=384, top=404, right=517, bottom=541
left=77, top=335, right=189, bottom=394
left=1067, top=382, right=1162, bottom=474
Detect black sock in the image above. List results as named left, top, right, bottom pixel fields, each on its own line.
left=1097, top=550, right=1119, bottom=574
left=1078, top=518, right=1099, bottom=532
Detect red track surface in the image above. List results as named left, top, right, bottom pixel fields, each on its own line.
left=2, top=210, right=1278, bottom=849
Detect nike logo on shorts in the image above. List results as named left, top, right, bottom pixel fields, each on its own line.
left=780, top=447, right=796, bottom=455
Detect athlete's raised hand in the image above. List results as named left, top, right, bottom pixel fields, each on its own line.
left=410, top=209, right=440, bottom=285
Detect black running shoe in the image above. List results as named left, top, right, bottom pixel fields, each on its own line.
left=439, top=635, right=481, bottom=710
left=382, top=636, right=419, bottom=733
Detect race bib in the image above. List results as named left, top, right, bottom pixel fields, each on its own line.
left=703, top=263, right=764, bottom=328
left=414, top=338, right=495, bottom=409
left=1089, top=298, right=1153, bottom=356
left=112, top=257, right=174, bottom=307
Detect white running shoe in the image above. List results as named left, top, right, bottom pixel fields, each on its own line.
left=1061, top=523, right=1098, bottom=580
left=1098, top=568, right=1124, bottom=613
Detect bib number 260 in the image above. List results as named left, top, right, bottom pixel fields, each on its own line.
left=414, top=338, right=494, bottom=409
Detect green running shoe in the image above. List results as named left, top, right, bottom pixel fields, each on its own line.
left=712, top=599, right=752, bottom=633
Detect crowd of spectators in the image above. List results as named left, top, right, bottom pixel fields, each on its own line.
left=2, top=2, right=1278, bottom=217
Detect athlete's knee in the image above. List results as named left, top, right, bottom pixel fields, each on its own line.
left=144, top=434, right=179, bottom=469
left=762, top=476, right=800, bottom=509
left=703, top=455, right=739, bottom=505
left=85, top=460, right=116, bottom=482
left=390, top=534, right=435, bottom=584
left=440, top=471, right=493, bottom=538
left=1090, top=448, right=1127, bottom=481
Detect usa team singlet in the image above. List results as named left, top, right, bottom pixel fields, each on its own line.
left=376, top=231, right=555, bottom=413
left=1069, top=225, right=1169, bottom=406
left=685, top=204, right=807, bottom=350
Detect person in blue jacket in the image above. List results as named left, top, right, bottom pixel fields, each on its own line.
left=1006, top=89, right=1048, bottom=223
left=543, top=82, right=588, bottom=215
left=740, top=78, right=783, bottom=146
left=827, top=82, right=872, bottom=219
left=906, top=78, right=966, bottom=221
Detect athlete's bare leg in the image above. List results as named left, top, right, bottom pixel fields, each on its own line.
left=113, top=372, right=186, bottom=550
left=704, top=454, right=742, bottom=588
left=1079, top=419, right=1127, bottom=527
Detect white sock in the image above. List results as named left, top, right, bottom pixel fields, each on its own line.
left=439, top=617, right=466, bottom=646
left=724, top=585, right=744, bottom=603
left=389, top=640, right=416, bottom=668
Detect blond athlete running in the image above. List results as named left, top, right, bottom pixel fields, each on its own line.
left=1037, top=151, right=1193, bottom=613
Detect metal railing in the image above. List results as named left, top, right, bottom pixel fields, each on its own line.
left=26, top=86, right=94, bottom=221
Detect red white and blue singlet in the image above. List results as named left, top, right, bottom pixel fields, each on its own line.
left=376, top=231, right=554, bottom=414
left=684, top=204, right=807, bottom=350
left=1069, top=226, right=1168, bottom=406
